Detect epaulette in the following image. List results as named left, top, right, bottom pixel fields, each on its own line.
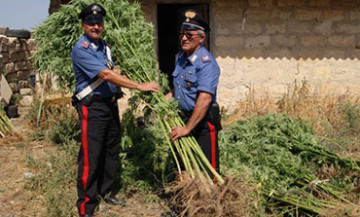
left=201, top=53, right=211, bottom=62
left=190, top=54, right=198, bottom=63
left=81, top=41, right=90, bottom=48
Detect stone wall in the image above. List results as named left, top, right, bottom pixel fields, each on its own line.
left=212, top=0, right=360, bottom=112
left=138, top=0, right=360, bottom=113
left=0, top=33, right=37, bottom=106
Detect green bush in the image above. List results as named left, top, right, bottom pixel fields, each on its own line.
left=48, top=112, right=80, bottom=145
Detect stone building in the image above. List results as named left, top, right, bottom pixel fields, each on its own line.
left=35, top=0, right=360, bottom=112
left=136, top=0, right=360, bottom=112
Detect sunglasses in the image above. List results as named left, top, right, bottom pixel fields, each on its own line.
left=180, top=31, right=201, bottom=39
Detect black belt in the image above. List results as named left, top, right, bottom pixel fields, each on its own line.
left=180, top=102, right=219, bottom=118
left=92, top=95, right=117, bottom=103
left=180, top=110, right=193, bottom=118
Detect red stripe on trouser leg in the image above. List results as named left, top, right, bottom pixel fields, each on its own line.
left=207, top=121, right=216, bottom=183
left=80, top=105, right=89, bottom=215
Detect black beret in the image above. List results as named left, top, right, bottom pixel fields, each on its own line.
left=181, top=9, right=210, bottom=32
left=78, top=3, right=106, bottom=20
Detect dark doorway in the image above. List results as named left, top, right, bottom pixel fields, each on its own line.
left=157, top=3, right=209, bottom=88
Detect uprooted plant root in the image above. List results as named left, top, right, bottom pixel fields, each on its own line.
left=169, top=173, right=258, bottom=217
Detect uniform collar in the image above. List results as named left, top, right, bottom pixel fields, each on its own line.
left=184, top=46, right=205, bottom=64
left=82, top=34, right=105, bottom=50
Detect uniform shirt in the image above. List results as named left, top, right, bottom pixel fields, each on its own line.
left=71, top=34, right=117, bottom=98
left=172, top=46, right=220, bottom=111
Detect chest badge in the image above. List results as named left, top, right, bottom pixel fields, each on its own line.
left=188, top=71, right=193, bottom=75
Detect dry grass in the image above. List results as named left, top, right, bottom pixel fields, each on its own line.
left=223, top=80, right=360, bottom=146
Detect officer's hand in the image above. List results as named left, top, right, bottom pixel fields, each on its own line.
left=137, top=82, right=161, bottom=92
left=170, top=126, right=190, bottom=141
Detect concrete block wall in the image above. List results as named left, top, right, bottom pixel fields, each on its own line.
left=139, top=0, right=360, bottom=113
left=0, top=34, right=37, bottom=106
left=211, top=0, right=360, bottom=112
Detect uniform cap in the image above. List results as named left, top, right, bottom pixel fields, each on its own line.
left=78, top=3, right=106, bottom=22
left=181, top=9, right=210, bottom=32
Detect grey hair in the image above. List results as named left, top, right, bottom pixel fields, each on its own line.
left=197, top=30, right=205, bottom=36
left=197, top=30, right=206, bottom=45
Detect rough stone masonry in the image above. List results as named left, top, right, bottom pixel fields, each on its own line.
left=0, top=30, right=37, bottom=107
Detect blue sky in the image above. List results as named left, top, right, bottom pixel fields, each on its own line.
left=0, top=0, right=49, bottom=30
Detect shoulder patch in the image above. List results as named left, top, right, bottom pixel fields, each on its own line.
left=190, top=55, right=198, bottom=63
left=81, top=41, right=89, bottom=48
left=201, top=53, right=211, bottom=62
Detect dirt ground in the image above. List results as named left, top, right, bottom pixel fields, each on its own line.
left=0, top=107, right=168, bottom=217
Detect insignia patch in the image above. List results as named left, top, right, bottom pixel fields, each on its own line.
left=190, top=55, right=197, bottom=63
left=201, top=54, right=211, bottom=62
left=81, top=41, right=89, bottom=48
left=91, top=5, right=100, bottom=15
left=185, top=11, right=196, bottom=19
left=188, top=71, right=193, bottom=75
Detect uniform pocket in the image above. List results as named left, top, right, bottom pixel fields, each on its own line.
left=185, top=74, right=198, bottom=88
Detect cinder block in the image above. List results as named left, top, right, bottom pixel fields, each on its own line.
left=323, top=10, right=344, bottom=21
left=295, top=9, right=322, bottom=21
left=278, top=0, right=303, bottom=7
left=350, top=10, right=360, bottom=20
left=249, top=0, right=274, bottom=8
left=245, top=36, right=271, bottom=48
left=246, top=9, right=270, bottom=21
left=215, top=36, right=244, bottom=47
left=328, top=35, right=355, bottom=47
left=300, top=36, right=325, bottom=47
left=309, top=0, right=330, bottom=7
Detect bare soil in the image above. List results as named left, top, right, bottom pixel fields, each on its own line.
left=0, top=107, right=168, bottom=217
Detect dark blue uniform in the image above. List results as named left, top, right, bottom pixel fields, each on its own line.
left=71, top=34, right=121, bottom=216
left=172, top=46, right=221, bottom=175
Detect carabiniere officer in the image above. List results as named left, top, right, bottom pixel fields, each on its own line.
left=71, top=3, right=161, bottom=217
left=166, top=9, right=222, bottom=181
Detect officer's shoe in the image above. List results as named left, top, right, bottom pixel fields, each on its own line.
left=104, top=196, right=125, bottom=206
left=79, top=214, right=92, bottom=217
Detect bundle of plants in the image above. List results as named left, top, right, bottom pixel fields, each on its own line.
left=33, top=0, right=223, bottom=186
left=219, top=113, right=359, bottom=216
left=167, top=171, right=263, bottom=217
left=118, top=109, right=176, bottom=193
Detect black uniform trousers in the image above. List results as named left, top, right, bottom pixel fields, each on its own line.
left=75, top=99, right=121, bottom=216
left=182, top=103, right=221, bottom=180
